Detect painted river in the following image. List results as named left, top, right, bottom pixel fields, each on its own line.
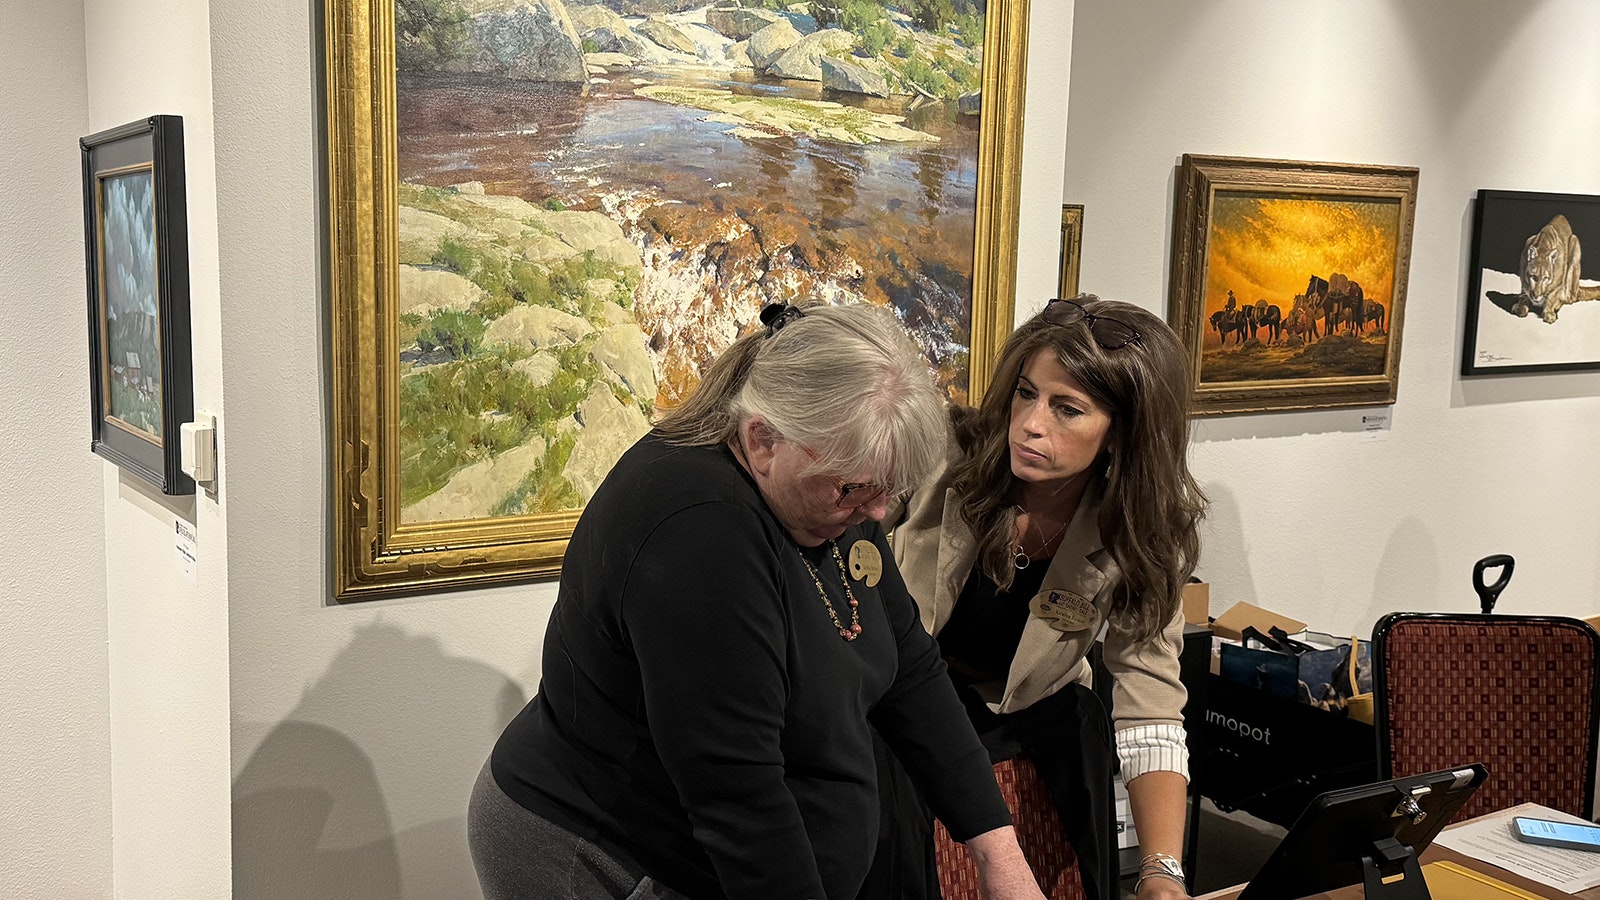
left=396, top=66, right=982, bottom=402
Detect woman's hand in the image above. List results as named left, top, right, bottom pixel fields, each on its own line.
left=964, top=826, right=1047, bottom=900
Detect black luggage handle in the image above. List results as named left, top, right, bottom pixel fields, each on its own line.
left=1472, top=554, right=1515, bottom=614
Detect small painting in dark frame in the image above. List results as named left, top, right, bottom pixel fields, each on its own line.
left=1463, top=189, right=1600, bottom=376
left=81, top=115, right=193, bottom=494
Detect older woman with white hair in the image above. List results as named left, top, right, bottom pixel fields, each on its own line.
left=469, top=303, right=1046, bottom=900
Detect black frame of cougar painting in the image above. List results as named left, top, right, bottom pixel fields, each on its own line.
left=1463, top=189, right=1600, bottom=376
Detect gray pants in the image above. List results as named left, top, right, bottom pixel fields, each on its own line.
left=468, top=760, right=693, bottom=900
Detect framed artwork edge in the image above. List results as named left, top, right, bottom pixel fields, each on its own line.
left=81, top=114, right=195, bottom=495
left=326, top=0, right=1030, bottom=599
left=1059, top=203, right=1083, bottom=300
left=1168, top=153, right=1419, bottom=417
left=1461, top=188, right=1600, bottom=377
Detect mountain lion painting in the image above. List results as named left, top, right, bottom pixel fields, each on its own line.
left=1514, top=214, right=1600, bottom=323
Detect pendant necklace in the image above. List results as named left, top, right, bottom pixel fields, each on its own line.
left=798, top=541, right=863, bottom=641
left=1010, top=468, right=1090, bottom=570
left=1011, top=506, right=1071, bottom=570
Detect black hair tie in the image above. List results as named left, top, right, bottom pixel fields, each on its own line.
left=760, top=303, right=806, bottom=337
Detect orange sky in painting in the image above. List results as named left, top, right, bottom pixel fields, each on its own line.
left=1203, top=194, right=1401, bottom=317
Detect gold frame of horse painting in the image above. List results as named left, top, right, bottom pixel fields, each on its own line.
left=324, top=0, right=1032, bottom=599
left=1167, top=154, right=1419, bottom=416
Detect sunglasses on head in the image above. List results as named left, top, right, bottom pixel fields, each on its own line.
left=1041, top=297, right=1141, bottom=349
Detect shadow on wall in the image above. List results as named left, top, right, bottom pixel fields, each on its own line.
left=1194, top=481, right=1260, bottom=613
left=233, top=620, right=528, bottom=900
left=1368, top=517, right=1440, bottom=628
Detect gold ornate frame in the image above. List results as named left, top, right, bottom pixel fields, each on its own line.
left=1058, top=203, right=1083, bottom=300
left=1168, top=154, right=1419, bottom=416
left=325, top=1, right=1029, bottom=599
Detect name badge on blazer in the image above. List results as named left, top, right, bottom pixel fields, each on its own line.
left=1029, top=589, right=1097, bottom=632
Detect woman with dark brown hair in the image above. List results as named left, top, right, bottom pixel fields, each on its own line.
left=889, top=296, right=1207, bottom=900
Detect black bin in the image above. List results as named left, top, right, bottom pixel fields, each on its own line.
left=1191, top=673, right=1376, bottom=829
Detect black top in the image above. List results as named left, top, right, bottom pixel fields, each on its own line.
left=490, top=433, right=1010, bottom=900
left=937, top=561, right=1051, bottom=683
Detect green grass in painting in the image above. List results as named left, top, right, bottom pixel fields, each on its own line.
left=492, top=431, right=582, bottom=516
left=425, top=219, right=637, bottom=320
left=638, top=86, right=934, bottom=143
left=398, top=344, right=601, bottom=504
left=802, top=0, right=984, bottom=100
left=397, top=183, right=647, bottom=511
left=399, top=311, right=427, bottom=350
left=416, top=309, right=488, bottom=359
left=884, top=48, right=979, bottom=99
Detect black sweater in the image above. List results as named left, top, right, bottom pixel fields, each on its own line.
left=491, top=433, right=1010, bottom=899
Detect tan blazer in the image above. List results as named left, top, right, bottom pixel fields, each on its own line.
left=892, top=462, right=1188, bottom=729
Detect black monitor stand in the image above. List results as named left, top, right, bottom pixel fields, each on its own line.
left=1361, top=837, right=1431, bottom=900
left=1235, top=764, right=1483, bottom=900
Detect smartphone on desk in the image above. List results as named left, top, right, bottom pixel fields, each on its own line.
left=1511, top=816, right=1600, bottom=852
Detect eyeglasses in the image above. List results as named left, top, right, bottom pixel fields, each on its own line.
left=1042, top=297, right=1141, bottom=349
left=791, top=441, right=900, bottom=509
left=832, top=480, right=904, bottom=509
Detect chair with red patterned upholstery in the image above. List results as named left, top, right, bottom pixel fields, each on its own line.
left=1373, top=612, right=1600, bottom=823
left=932, top=757, right=1088, bottom=900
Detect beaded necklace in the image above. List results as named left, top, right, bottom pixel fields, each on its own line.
left=798, top=541, right=863, bottom=641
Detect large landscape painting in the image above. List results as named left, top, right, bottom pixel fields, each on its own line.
left=395, top=0, right=987, bottom=524
left=328, top=0, right=1026, bottom=596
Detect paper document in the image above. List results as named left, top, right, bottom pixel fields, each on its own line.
left=1433, top=803, right=1600, bottom=894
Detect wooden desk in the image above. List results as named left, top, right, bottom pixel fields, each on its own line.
left=1196, top=804, right=1600, bottom=899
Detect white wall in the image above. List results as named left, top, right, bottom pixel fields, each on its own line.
left=208, top=0, right=558, bottom=893
left=0, top=3, right=109, bottom=898
left=1015, top=2, right=1074, bottom=307
left=81, top=0, right=235, bottom=894
left=1065, top=0, right=1600, bottom=635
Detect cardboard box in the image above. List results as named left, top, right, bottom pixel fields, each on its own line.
left=1210, top=600, right=1307, bottom=643
left=1182, top=581, right=1210, bottom=626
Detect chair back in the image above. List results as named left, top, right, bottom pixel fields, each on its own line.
left=933, top=757, right=1087, bottom=900
left=1373, top=612, right=1600, bottom=822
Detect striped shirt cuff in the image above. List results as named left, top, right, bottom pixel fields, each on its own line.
left=1116, top=723, right=1189, bottom=783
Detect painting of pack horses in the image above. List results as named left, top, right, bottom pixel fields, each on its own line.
left=1168, top=155, right=1418, bottom=415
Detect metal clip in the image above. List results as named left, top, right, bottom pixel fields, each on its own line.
left=1392, top=785, right=1431, bottom=825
